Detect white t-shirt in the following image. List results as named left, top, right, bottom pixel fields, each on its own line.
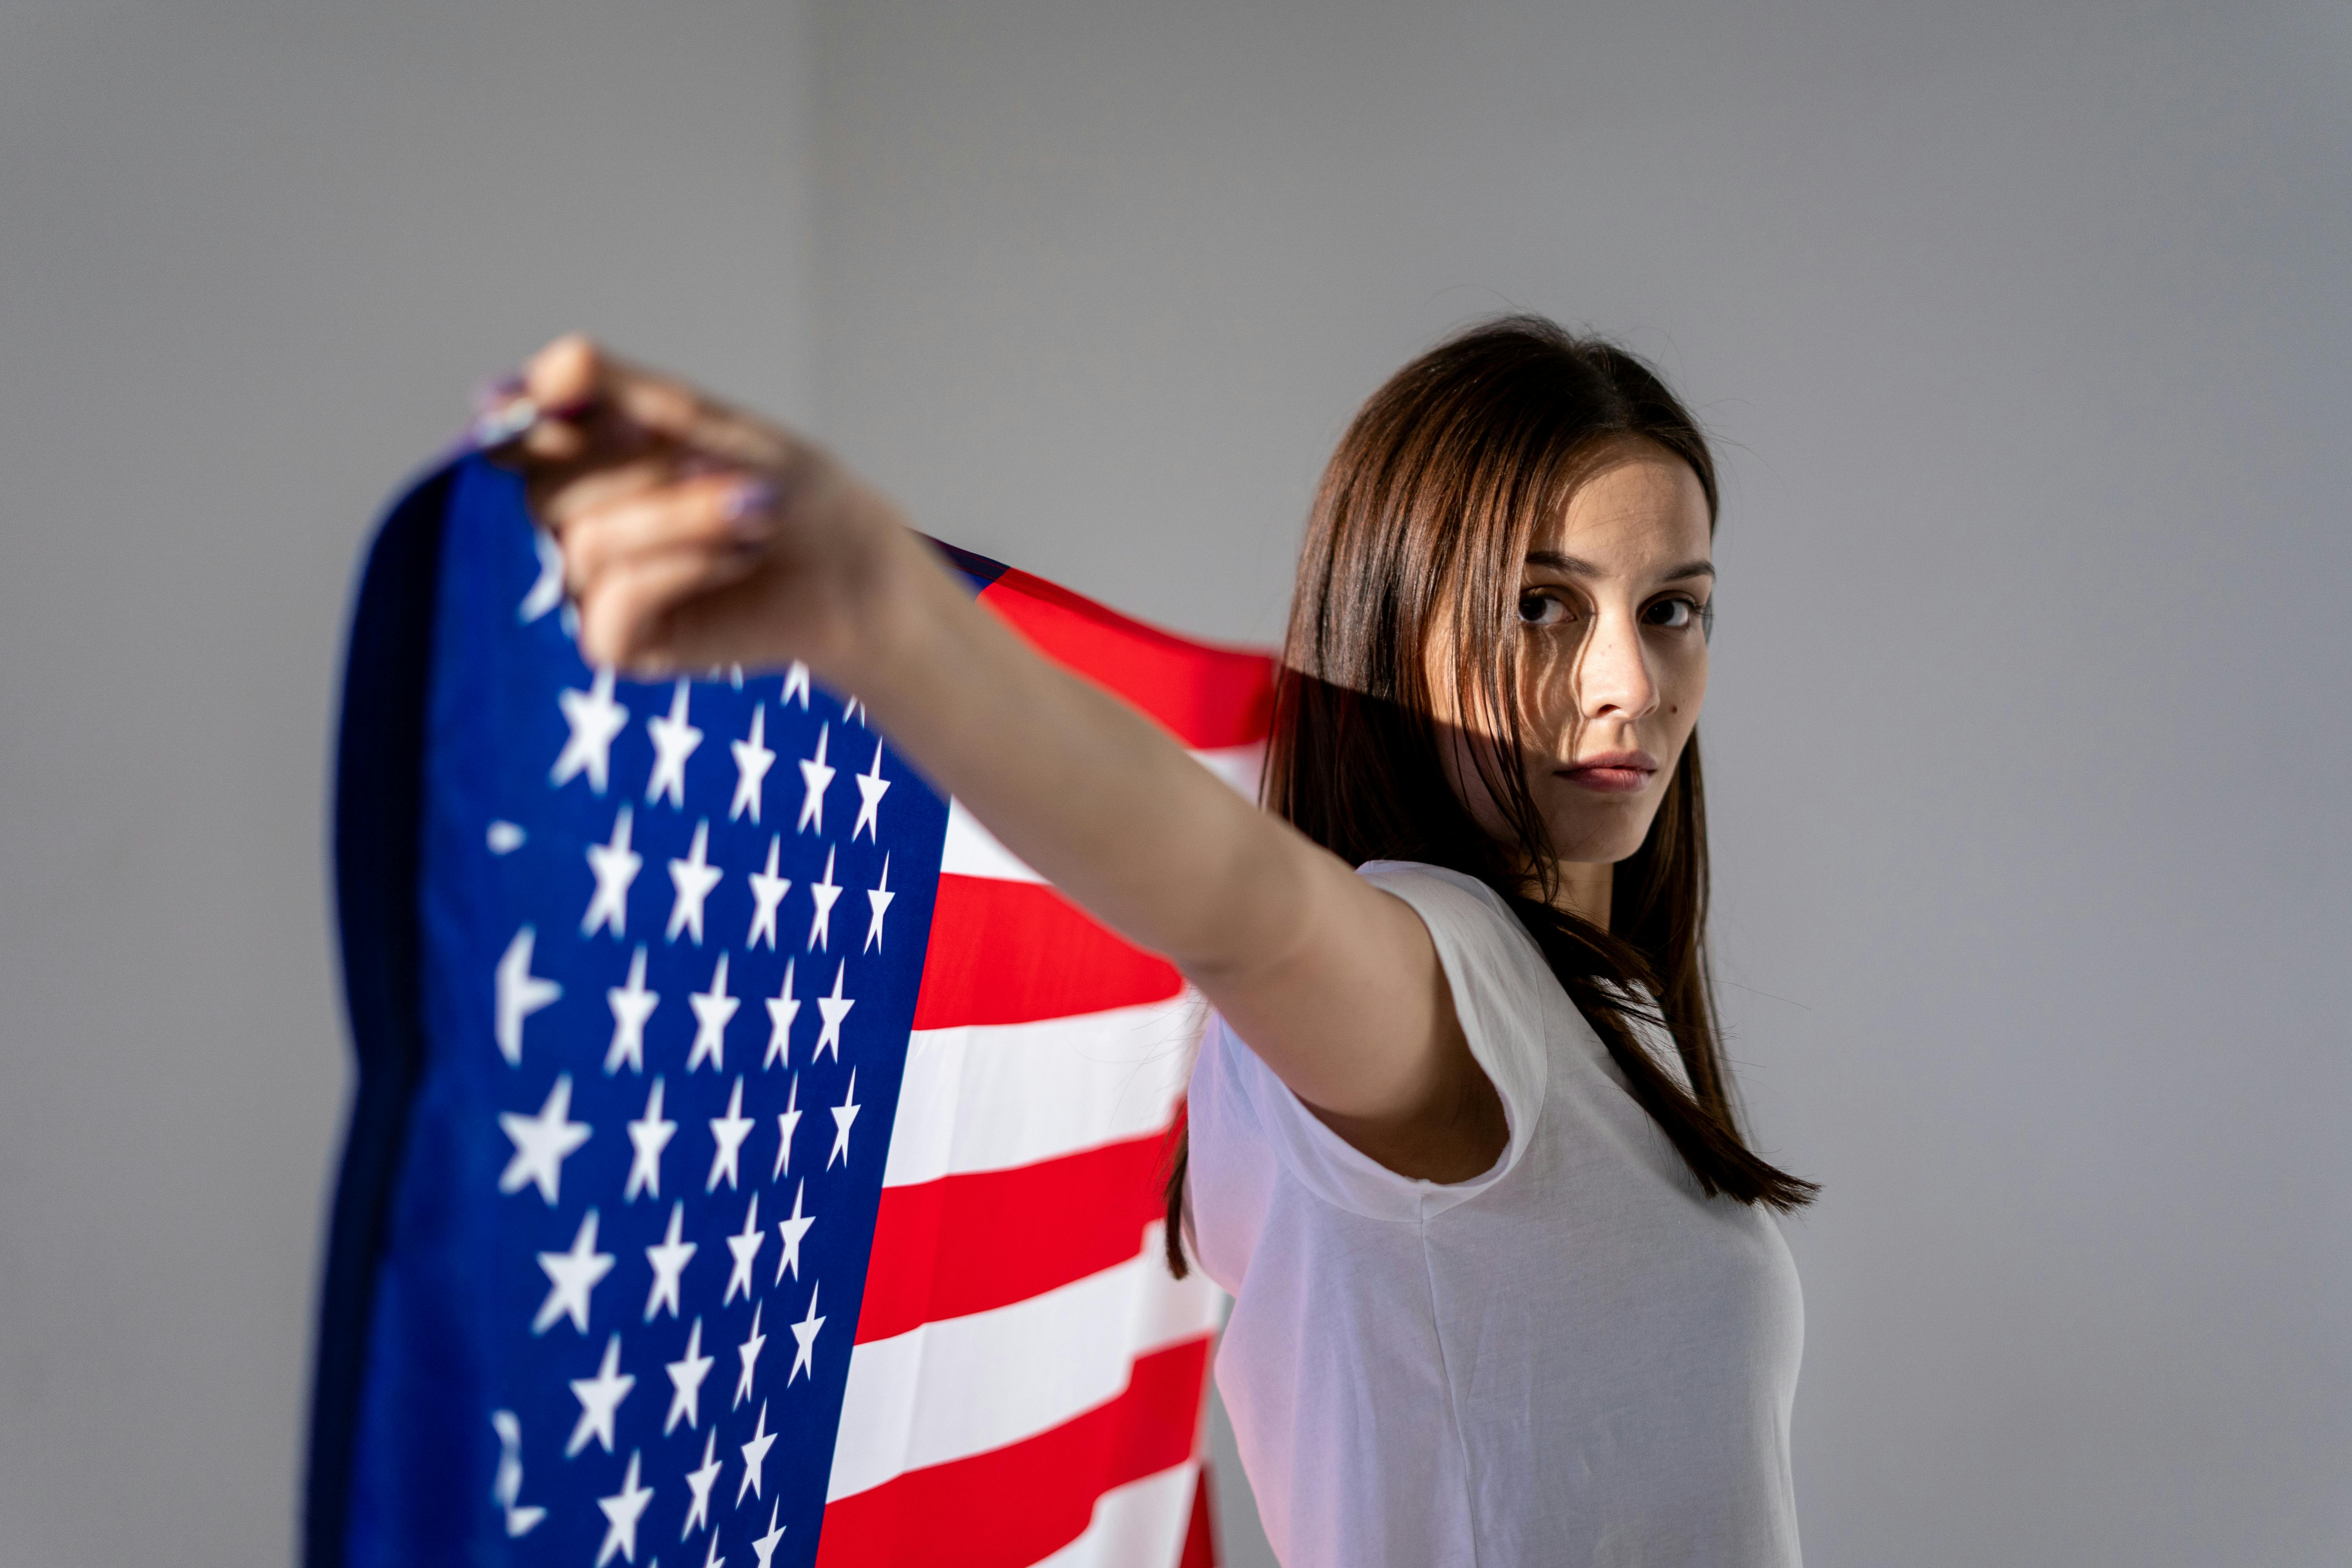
left=1187, top=861, right=1804, bottom=1567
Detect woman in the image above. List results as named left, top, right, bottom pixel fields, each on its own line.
left=499, top=316, right=1815, bottom=1565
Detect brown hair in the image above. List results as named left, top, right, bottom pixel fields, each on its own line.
left=1163, top=316, right=1815, bottom=1278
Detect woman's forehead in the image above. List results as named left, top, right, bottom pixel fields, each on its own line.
left=1534, top=446, right=1712, bottom=568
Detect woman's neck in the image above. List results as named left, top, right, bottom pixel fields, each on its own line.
left=1549, top=859, right=1613, bottom=929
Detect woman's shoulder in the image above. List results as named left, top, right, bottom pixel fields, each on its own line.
left=1353, top=858, right=1517, bottom=928
left=1352, top=860, right=1553, bottom=975
left=1350, top=858, right=1558, bottom=1144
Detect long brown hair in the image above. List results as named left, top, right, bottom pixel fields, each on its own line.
left=1163, top=316, right=1815, bottom=1278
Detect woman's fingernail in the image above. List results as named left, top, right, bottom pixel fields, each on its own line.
left=724, top=479, right=779, bottom=538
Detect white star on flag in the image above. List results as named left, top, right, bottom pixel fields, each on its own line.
left=806, top=847, right=842, bottom=951
left=681, top=1428, right=722, bottom=1539
left=604, top=947, right=659, bottom=1074
left=582, top=806, right=643, bottom=939
left=565, top=1333, right=635, bottom=1456
left=663, top=1316, right=714, bottom=1434
left=666, top=820, right=722, bottom=944
left=623, top=1077, right=676, bottom=1202
left=772, top=1076, right=801, bottom=1180
left=723, top=1193, right=765, bottom=1305
left=773, top=1180, right=814, bottom=1284
left=796, top=724, right=835, bottom=833
left=812, top=962, right=854, bottom=1065
left=733, top=1300, right=767, bottom=1407
left=752, top=1500, right=786, bottom=1568
left=533, top=1210, right=614, bottom=1336
left=645, top=679, right=703, bottom=808
left=487, top=819, right=526, bottom=855
left=643, top=1201, right=696, bottom=1322
left=762, top=959, right=799, bottom=1070
left=736, top=1402, right=777, bottom=1505
left=745, top=837, right=789, bottom=951
left=593, top=1450, right=653, bottom=1568
left=686, top=952, right=740, bottom=1073
left=730, top=703, right=774, bottom=823
left=841, top=693, right=866, bottom=726
left=498, top=1073, right=590, bottom=1204
left=490, top=1409, right=546, bottom=1537
left=864, top=855, right=894, bottom=953
left=518, top=528, right=564, bottom=623
left=701, top=1528, right=724, bottom=1568
left=707, top=1077, right=754, bottom=1192
left=781, top=661, right=810, bottom=710
left=787, top=1281, right=826, bottom=1385
left=495, top=926, right=562, bottom=1067
left=551, top=668, right=628, bottom=794
left=828, top=1068, right=861, bottom=1169
left=851, top=737, right=890, bottom=841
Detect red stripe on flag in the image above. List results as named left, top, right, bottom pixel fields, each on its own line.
left=856, top=1131, right=1172, bottom=1344
left=1181, top=1463, right=1220, bottom=1568
left=980, top=569, right=1276, bottom=751
left=816, top=1336, right=1212, bottom=1568
left=913, top=875, right=1183, bottom=1029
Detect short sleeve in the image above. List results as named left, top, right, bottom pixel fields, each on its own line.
left=1193, top=859, right=1554, bottom=1222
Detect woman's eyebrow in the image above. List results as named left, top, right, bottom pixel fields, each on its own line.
left=1525, top=550, right=1715, bottom=582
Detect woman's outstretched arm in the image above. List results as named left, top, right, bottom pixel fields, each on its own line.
left=510, top=336, right=1504, bottom=1180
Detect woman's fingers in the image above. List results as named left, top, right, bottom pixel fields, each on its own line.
left=561, top=473, right=773, bottom=596
left=525, top=456, right=671, bottom=534
left=518, top=334, right=795, bottom=473
left=561, top=469, right=786, bottom=671
left=518, top=334, right=601, bottom=418
left=574, top=540, right=768, bottom=674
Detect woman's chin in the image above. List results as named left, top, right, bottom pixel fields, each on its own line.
left=1545, top=810, right=1659, bottom=868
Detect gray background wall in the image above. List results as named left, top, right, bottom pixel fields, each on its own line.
left=0, top=3, right=2344, bottom=1565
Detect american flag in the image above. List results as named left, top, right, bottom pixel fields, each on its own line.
left=309, top=456, right=1273, bottom=1568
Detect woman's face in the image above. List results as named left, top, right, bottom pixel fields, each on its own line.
left=1437, top=436, right=1715, bottom=871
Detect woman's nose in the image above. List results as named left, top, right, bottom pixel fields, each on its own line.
left=1576, top=613, right=1658, bottom=720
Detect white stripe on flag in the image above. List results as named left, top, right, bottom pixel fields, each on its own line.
left=941, top=744, right=1264, bottom=883
left=828, top=1226, right=1225, bottom=1502
left=882, top=996, right=1202, bottom=1189
left=1031, top=1461, right=1205, bottom=1568
left=940, top=796, right=1043, bottom=883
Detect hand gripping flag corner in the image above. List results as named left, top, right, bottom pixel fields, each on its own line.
left=309, top=457, right=1267, bottom=1568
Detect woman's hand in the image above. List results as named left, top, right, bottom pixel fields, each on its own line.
left=496, top=334, right=922, bottom=685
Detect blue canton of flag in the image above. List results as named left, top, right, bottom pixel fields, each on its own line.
left=312, top=457, right=951, bottom=1568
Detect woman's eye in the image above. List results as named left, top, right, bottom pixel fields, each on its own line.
left=1517, top=592, right=1568, bottom=626
left=1644, top=597, right=1703, bottom=630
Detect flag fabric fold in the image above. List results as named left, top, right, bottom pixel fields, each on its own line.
left=309, top=456, right=1270, bottom=1568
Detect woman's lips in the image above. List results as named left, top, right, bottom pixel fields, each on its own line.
left=1557, top=750, right=1659, bottom=795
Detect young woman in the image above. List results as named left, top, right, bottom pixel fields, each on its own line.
left=499, top=317, right=1815, bottom=1566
